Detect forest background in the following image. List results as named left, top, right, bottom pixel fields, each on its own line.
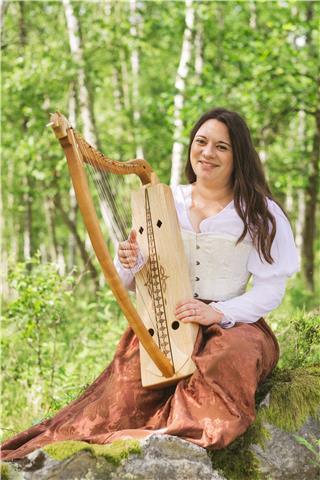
left=1, top=0, right=319, bottom=442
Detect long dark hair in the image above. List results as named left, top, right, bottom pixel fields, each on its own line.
left=185, top=107, right=282, bottom=264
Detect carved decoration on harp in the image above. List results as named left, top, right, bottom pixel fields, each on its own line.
left=49, top=112, right=198, bottom=388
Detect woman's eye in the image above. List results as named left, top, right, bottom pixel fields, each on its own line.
left=217, top=145, right=227, bottom=151
left=195, top=139, right=205, bottom=145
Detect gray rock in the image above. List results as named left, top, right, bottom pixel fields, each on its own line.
left=7, top=435, right=225, bottom=480
left=4, top=418, right=319, bottom=480
left=113, top=434, right=226, bottom=480
left=252, top=416, right=320, bottom=480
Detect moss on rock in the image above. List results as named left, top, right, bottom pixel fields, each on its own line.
left=43, top=439, right=141, bottom=466
left=1, top=462, right=10, bottom=480
left=209, top=365, right=320, bottom=480
left=0, top=461, right=21, bottom=480
left=259, top=366, right=320, bottom=431
left=209, top=415, right=269, bottom=480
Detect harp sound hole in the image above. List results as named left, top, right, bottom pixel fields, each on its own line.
left=157, top=220, right=162, bottom=228
left=148, top=328, right=155, bottom=337
left=139, top=227, right=144, bottom=234
left=171, top=321, right=180, bottom=330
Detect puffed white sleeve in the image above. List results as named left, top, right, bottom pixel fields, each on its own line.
left=114, top=250, right=146, bottom=292
left=214, top=203, right=300, bottom=328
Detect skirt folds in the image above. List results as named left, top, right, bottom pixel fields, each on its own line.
left=1, top=318, right=279, bottom=461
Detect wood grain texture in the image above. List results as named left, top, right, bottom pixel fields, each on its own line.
left=132, top=183, right=198, bottom=388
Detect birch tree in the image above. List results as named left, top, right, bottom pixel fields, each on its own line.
left=63, top=0, right=122, bottom=251
left=170, top=0, right=195, bottom=187
left=194, top=15, right=204, bottom=86
left=18, top=1, right=33, bottom=260
left=129, top=0, right=144, bottom=158
left=67, top=82, right=78, bottom=270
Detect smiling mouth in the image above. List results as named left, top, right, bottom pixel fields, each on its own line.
left=198, top=160, right=219, bottom=167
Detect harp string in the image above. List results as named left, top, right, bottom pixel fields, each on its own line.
left=74, top=131, right=160, bottom=338
left=76, top=133, right=128, bottom=240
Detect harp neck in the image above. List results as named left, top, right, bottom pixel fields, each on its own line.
left=49, top=112, right=159, bottom=185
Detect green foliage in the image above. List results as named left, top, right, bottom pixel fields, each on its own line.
left=293, top=434, right=320, bottom=468
left=269, top=275, right=320, bottom=369
left=44, top=439, right=141, bottom=465
left=1, top=256, right=125, bottom=440
left=279, top=308, right=320, bottom=368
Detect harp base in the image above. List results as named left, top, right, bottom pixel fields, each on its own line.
left=140, top=346, right=196, bottom=389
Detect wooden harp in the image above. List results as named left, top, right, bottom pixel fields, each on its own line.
left=49, top=112, right=198, bottom=388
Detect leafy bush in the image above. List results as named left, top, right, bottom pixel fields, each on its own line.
left=1, top=256, right=125, bottom=440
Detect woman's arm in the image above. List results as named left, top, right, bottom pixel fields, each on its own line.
left=215, top=203, right=299, bottom=328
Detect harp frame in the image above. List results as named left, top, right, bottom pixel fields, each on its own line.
left=49, top=112, right=174, bottom=378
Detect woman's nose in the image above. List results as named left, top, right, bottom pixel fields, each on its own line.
left=203, top=145, right=216, bottom=159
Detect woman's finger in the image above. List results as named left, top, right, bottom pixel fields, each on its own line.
left=175, top=302, right=199, bottom=315
left=176, top=307, right=200, bottom=320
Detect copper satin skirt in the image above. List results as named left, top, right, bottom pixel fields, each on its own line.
left=1, top=319, right=279, bottom=461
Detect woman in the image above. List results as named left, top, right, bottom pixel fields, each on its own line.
left=1, top=108, right=299, bottom=460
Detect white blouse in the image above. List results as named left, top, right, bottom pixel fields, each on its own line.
left=114, top=184, right=299, bottom=328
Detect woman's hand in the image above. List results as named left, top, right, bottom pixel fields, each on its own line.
left=118, top=230, right=140, bottom=269
left=175, top=299, right=223, bottom=326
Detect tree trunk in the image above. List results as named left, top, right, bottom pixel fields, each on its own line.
left=170, top=0, right=195, bottom=187
left=129, top=0, right=144, bottom=158
left=53, top=189, right=99, bottom=289
left=43, top=197, right=58, bottom=262
left=68, top=81, right=78, bottom=269
left=0, top=0, right=8, bottom=43
left=63, top=0, right=123, bottom=249
left=0, top=176, right=9, bottom=299
left=19, top=2, right=33, bottom=260
left=194, top=12, right=203, bottom=86
left=295, top=189, right=305, bottom=262
left=62, top=0, right=97, bottom=147
left=302, top=109, right=319, bottom=290
left=302, top=3, right=319, bottom=290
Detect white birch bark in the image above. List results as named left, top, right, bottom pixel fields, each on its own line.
left=120, top=48, right=131, bottom=112
left=170, top=0, right=195, bottom=187
left=129, top=0, right=144, bottom=158
left=249, top=1, right=257, bottom=29
left=295, top=110, right=306, bottom=261
left=0, top=175, right=9, bottom=299
left=295, top=189, right=305, bottom=262
left=63, top=0, right=122, bottom=248
left=112, top=69, right=122, bottom=113
left=68, top=82, right=78, bottom=269
left=43, top=198, right=57, bottom=262
left=285, top=182, right=293, bottom=213
left=194, top=18, right=203, bottom=85
left=104, top=0, right=112, bottom=17
left=0, top=0, right=8, bottom=41
left=7, top=152, right=18, bottom=263
left=62, top=0, right=96, bottom=147
left=23, top=177, right=31, bottom=260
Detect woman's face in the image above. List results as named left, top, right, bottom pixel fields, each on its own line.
left=190, top=119, right=233, bottom=187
